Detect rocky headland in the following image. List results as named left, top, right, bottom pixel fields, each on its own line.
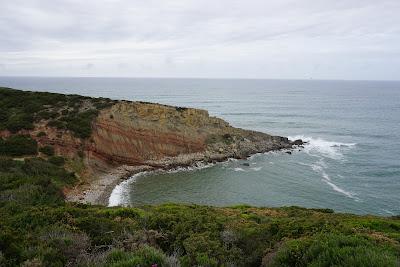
left=0, top=87, right=303, bottom=205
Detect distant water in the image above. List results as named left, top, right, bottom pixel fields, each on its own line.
left=1, top=77, right=399, bottom=215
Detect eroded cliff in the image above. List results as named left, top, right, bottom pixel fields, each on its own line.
left=0, top=88, right=302, bottom=204
left=85, top=101, right=298, bottom=171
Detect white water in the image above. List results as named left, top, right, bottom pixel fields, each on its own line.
left=109, top=162, right=216, bottom=206
left=108, top=172, right=149, bottom=207
left=290, top=135, right=360, bottom=201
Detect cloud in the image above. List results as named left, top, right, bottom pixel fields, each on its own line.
left=0, top=0, right=399, bottom=79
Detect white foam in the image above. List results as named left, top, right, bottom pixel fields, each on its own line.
left=382, top=209, right=395, bottom=215
left=109, top=162, right=216, bottom=206
left=310, top=160, right=359, bottom=201
left=248, top=153, right=262, bottom=160
left=234, top=167, right=245, bottom=172
left=288, top=135, right=356, bottom=160
left=108, top=172, right=149, bottom=207
left=251, top=167, right=262, bottom=171
left=323, top=180, right=354, bottom=199
left=167, top=162, right=214, bottom=174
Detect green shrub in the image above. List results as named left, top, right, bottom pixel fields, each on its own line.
left=104, top=246, right=168, bottom=267
left=36, top=110, right=59, bottom=121
left=0, top=135, right=38, bottom=156
left=39, top=145, right=55, bottom=156
left=36, top=131, right=46, bottom=137
left=270, top=233, right=399, bottom=267
left=0, top=88, right=113, bottom=138
left=48, top=156, right=65, bottom=166
left=61, top=110, right=98, bottom=138
left=47, top=120, right=66, bottom=129
left=5, top=113, right=34, bottom=133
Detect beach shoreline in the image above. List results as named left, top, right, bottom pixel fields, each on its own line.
left=65, top=144, right=301, bottom=206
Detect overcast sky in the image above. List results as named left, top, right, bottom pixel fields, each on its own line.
left=1, top=0, right=399, bottom=80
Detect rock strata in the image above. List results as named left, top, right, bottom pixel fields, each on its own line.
left=0, top=90, right=302, bottom=205
left=66, top=101, right=302, bottom=204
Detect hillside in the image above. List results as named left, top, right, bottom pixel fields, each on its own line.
left=0, top=88, right=399, bottom=266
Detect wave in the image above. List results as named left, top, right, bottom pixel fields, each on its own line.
left=310, top=160, right=360, bottom=201
left=167, top=161, right=214, bottom=174
left=324, top=180, right=355, bottom=199
left=289, top=135, right=356, bottom=160
left=108, top=172, right=149, bottom=207
left=382, top=209, right=395, bottom=215
left=109, top=161, right=217, bottom=206
left=250, top=167, right=262, bottom=171
left=234, top=167, right=245, bottom=172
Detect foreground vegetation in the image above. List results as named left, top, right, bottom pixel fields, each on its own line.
left=0, top=155, right=399, bottom=267
left=0, top=88, right=399, bottom=266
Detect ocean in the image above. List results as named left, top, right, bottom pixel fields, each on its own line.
left=1, top=77, right=399, bottom=215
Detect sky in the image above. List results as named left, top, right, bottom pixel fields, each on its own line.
left=0, top=0, right=399, bottom=80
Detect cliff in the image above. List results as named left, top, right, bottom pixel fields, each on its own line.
left=86, top=101, right=297, bottom=171
left=0, top=87, right=302, bottom=204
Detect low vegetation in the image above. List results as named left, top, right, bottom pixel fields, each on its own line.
left=39, top=145, right=55, bottom=156
left=0, top=87, right=114, bottom=138
left=0, top=135, right=38, bottom=156
left=0, top=153, right=399, bottom=266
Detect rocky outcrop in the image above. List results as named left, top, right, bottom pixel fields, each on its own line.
left=1, top=98, right=301, bottom=173
left=84, top=101, right=300, bottom=172
left=62, top=100, right=302, bottom=205
left=1, top=92, right=302, bottom=204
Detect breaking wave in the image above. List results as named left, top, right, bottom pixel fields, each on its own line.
left=167, top=161, right=214, bottom=174
left=109, top=161, right=216, bottom=206
left=311, top=159, right=359, bottom=201
left=289, top=135, right=356, bottom=160
left=290, top=135, right=359, bottom=201
left=108, top=172, right=149, bottom=207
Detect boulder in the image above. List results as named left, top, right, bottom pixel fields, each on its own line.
left=292, top=139, right=303, bottom=146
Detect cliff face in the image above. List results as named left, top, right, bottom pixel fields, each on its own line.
left=86, top=102, right=215, bottom=168
left=1, top=99, right=298, bottom=173
left=0, top=87, right=301, bottom=179
left=83, top=101, right=298, bottom=172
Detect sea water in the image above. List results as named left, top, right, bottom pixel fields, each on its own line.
left=1, top=77, right=399, bottom=215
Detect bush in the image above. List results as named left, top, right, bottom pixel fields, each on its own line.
left=5, top=114, right=34, bottom=133
left=61, top=110, right=98, bottom=138
left=36, top=131, right=46, bottom=137
left=0, top=88, right=113, bottom=138
left=0, top=135, right=38, bottom=156
left=270, top=233, right=399, bottom=267
left=104, top=246, right=168, bottom=267
left=48, top=156, right=65, bottom=166
left=39, top=145, right=55, bottom=156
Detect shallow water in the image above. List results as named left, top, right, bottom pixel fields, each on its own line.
left=1, top=77, right=399, bottom=215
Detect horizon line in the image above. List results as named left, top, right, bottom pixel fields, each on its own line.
left=0, top=75, right=399, bottom=82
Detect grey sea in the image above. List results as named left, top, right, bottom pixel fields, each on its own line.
left=1, top=77, right=399, bottom=215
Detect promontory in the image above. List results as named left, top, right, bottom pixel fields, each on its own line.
left=0, top=87, right=302, bottom=205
